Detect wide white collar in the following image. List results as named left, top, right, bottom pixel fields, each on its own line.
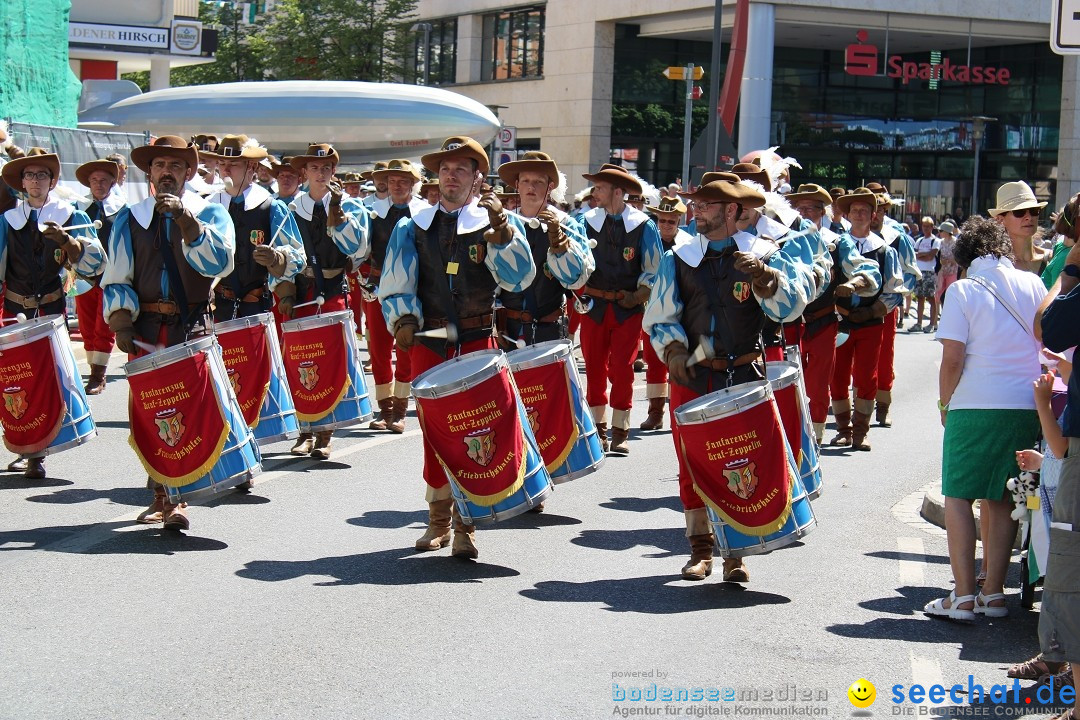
left=850, top=232, right=887, bottom=254
left=674, top=230, right=765, bottom=268
left=289, top=191, right=333, bottom=221
left=818, top=224, right=840, bottom=249
left=669, top=228, right=695, bottom=250
left=411, top=198, right=491, bottom=235
left=755, top=213, right=792, bottom=243
left=130, top=190, right=209, bottom=230
left=4, top=194, right=75, bottom=231
left=371, top=195, right=429, bottom=220
left=584, top=205, right=648, bottom=234
left=78, top=191, right=126, bottom=218
left=879, top=222, right=900, bottom=244
left=208, top=182, right=271, bottom=212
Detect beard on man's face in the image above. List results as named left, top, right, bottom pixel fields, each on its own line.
left=154, top=175, right=180, bottom=195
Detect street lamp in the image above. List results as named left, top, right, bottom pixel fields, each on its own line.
left=969, top=115, right=997, bottom=217
left=410, top=22, right=432, bottom=85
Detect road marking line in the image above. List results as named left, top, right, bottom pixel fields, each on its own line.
left=897, top=536, right=927, bottom=586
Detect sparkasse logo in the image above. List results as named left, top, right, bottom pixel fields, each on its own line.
left=844, top=30, right=1011, bottom=86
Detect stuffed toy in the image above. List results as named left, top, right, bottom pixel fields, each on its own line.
left=1006, top=470, right=1040, bottom=521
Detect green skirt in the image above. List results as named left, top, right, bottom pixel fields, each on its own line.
left=942, top=409, right=1041, bottom=501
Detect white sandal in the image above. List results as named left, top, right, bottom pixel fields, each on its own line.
left=924, top=591, right=976, bottom=621
left=973, top=592, right=1008, bottom=618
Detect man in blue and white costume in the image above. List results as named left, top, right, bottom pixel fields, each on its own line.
left=379, top=136, right=536, bottom=561
left=0, top=147, right=106, bottom=479
left=643, top=179, right=810, bottom=585
left=101, top=135, right=235, bottom=532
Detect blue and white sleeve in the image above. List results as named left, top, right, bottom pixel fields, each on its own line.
left=100, top=208, right=140, bottom=322
left=838, top=237, right=881, bottom=297
left=759, top=248, right=811, bottom=322
left=333, top=197, right=370, bottom=264
left=637, top=220, right=663, bottom=288
left=378, top=217, right=424, bottom=331
left=268, top=199, right=306, bottom=290
left=643, top=250, right=689, bottom=358
left=546, top=215, right=593, bottom=291
left=485, top=214, right=536, bottom=293
left=879, top=246, right=907, bottom=311
left=896, top=232, right=919, bottom=292
left=65, top=209, right=106, bottom=277
left=182, top=203, right=235, bottom=278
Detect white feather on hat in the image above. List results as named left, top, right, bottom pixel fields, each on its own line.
left=550, top=171, right=568, bottom=205
left=629, top=174, right=661, bottom=207
left=736, top=178, right=799, bottom=227
left=757, top=146, right=803, bottom=186
left=574, top=186, right=593, bottom=202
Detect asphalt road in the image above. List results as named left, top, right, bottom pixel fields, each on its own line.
left=0, top=317, right=1066, bottom=719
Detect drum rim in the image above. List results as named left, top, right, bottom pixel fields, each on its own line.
left=280, top=310, right=353, bottom=332
left=411, top=349, right=506, bottom=398
left=0, top=314, right=65, bottom=348
left=673, top=380, right=772, bottom=425
left=213, top=312, right=274, bottom=333
left=506, top=339, right=573, bottom=371
left=765, top=360, right=801, bottom=391
left=124, top=335, right=218, bottom=375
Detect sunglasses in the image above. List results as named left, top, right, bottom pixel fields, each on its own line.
left=1010, top=207, right=1041, bottom=218
left=655, top=218, right=679, bottom=225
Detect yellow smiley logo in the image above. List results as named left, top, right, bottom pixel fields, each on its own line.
left=848, top=679, right=876, bottom=709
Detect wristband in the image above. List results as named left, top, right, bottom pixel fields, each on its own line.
left=937, top=399, right=949, bottom=412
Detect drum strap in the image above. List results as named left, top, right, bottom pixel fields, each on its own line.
left=226, top=198, right=247, bottom=318
left=308, top=203, right=329, bottom=300
left=434, top=211, right=464, bottom=346
left=154, top=213, right=191, bottom=331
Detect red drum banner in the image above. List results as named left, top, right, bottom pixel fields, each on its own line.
left=282, top=323, right=349, bottom=422
left=217, top=325, right=272, bottom=427
left=127, top=352, right=230, bottom=487
left=678, top=398, right=794, bottom=535
left=416, top=370, right=527, bottom=506
left=514, top=362, right=578, bottom=472
left=0, top=337, right=64, bottom=454
left=772, top=383, right=804, bottom=471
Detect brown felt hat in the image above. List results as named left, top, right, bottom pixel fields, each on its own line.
left=191, top=134, right=218, bottom=153
left=372, top=159, right=422, bottom=183
left=290, top=143, right=340, bottom=171
left=498, top=151, right=559, bottom=186
left=864, top=181, right=897, bottom=207
left=730, top=163, right=771, bottom=190
left=581, top=163, right=642, bottom=195
left=786, top=183, right=833, bottom=207
left=130, top=135, right=200, bottom=174
left=268, top=156, right=298, bottom=178
left=829, top=186, right=847, bottom=199
left=421, top=136, right=489, bottom=176
left=645, top=195, right=687, bottom=215
left=678, top=180, right=766, bottom=209
left=834, top=186, right=879, bottom=214
left=75, top=159, right=120, bottom=188
left=200, top=134, right=268, bottom=161
left=700, top=171, right=741, bottom=185
left=1, top=148, right=61, bottom=192
left=340, top=172, right=364, bottom=185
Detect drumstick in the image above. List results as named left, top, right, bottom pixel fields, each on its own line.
left=415, top=324, right=459, bottom=344
left=292, top=296, right=326, bottom=310
left=133, top=339, right=164, bottom=354
left=684, top=336, right=715, bottom=368
left=0, top=313, right=27, bottom=325
left=501, top=334, right=526, bottom=350
left=44, top=219, right=102, bottom=233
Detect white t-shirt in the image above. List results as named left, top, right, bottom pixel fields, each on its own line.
left=914, top=235, right=941, bottom=273
left=936, top=255, right=1049, bottom=410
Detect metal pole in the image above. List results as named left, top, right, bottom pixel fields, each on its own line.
left=971, top=134, right=981, bottom=217
left=682, top=63, right=693, bottom=190
left=706, top=0, right=723, bottom=175
left=423, top=25, right=432, bottom=85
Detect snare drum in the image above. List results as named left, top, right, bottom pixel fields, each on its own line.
left=125, top=336, right=262, bottom=504
left=674, top=380, right=816, bottom=558
left=766, top=360, right=822, bottom=499
left=507, top=340, right=604, bottom=483
left=215, top=312, right=300, bottom=444
left=0, top=315, right=96, bottom=457
left=412, top=349, right=553, bottom=524
left=281, top=310, right=373, bottom=431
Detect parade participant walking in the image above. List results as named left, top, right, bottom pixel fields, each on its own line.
left=270, top=156, right=301, bottom=206
left=0, top=148, right=105, bottom=478
left=275, top=143, right=370, bottom=460
left=74, top=158, right=125, bottom=395
left=789, top=183, right=880, bottom=444
left=639, top=195, right=693, bottom=430
left=829, top=188, right=905, bottom=450
left=362, top=159, right=429, bottom=433
left=204, top=135, right=304, bottom=323
left=644, top=179, right=809, bottom=583
left=379, top=136, right=535, bottom=560
left=361, top=161, right=389, bottom=211
left=578, top=163, right=662, bottom=454
left=101, top=135, right=235, bottom=529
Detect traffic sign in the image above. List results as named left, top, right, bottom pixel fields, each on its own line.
left=1051, top=0, right=1080, bottom=54
left=496, top=126, right=517, bottom=150
left=663, top=65, right=704, bottom=80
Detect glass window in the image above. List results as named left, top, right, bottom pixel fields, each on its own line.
left=482, top=6, right=544, bottom=80
left=411, top=18, right=456, bottom=85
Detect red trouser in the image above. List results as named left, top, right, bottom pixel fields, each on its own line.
left=411, top=338, right=496, bottom=488
left=829, top=323, right=884, bottom=403
left=578, top=304, right=643, bottom=412
left=801, top=322, right=837, bottom=424
left=876, top=308, right=898, bottom=393
left=642, top=330, right=667, bottom=386
left=74, top=286, right=115, bottom=365
left=361, top=296, right=411, bottom=385
left=346, top=271, right=365, bottom=334
left=669, top=382, right=706, bottom=511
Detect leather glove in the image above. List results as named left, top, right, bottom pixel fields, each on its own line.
left=663, top=341, right=696, bottom=387
left=538, top=209, right=569, bottom=253
left=395, top=315, right=419, bottom=350
left=276, top=295, right=296, bottom=319
left=328, top=189, right=346, bottom=227
left=834, top=282, right=856, bottom=298
left=617, top=285, right=651, bottom=309
left=108, top=309, right=139, bottom=355
left=733, top=251, right=767, bottom=278
left=478, top=187, right=511, bottom=245
left=252, top=245, right=284, bottom=270
left=42, top=222, right=82, bottom=263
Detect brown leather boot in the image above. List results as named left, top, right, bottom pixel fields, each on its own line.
left=830, top=411, right=852, bottom=446
left=875, top=403, right=891, bottom=427
left=137, top=486, right=168, bottom=524
left=84, top=364, right=107, bottom=395
left=609, top=427, right=630, bottom=455
left=415, top=497, right=453, bottom=551
left=291, top=432, right=314, bottom=455
left=596, top=422, right=609, bottom=453
left=681, top=533, right=715, bottom=580
left=369, top=398, right=393, bottom=431
left=852, top=411, right=873, bottom=451
left=24, top=457, right=45, bottom=479
left=722, top=557, right=750, bottom=583
left=639, top=397, right=666, bottom=430
left=310, top=431, right=333, bottom=459
left=451, top=505, right=478, bottom=559
left=163, top=501, right=190, bottom=531
left=388, top=396, right=407, bottom=434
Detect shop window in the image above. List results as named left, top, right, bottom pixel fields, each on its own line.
left=481, top=6, right=544, bottom=80
left=411, top=18, right=457, bottom=85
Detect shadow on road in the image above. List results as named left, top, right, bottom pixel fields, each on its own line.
left=91, top=420, right=132, bottom=430
left=0, top=521, right=228, bottom=554
left=347, top=510, right=428, bottom=529
left=571, top=527, right=683, bottom=558
left=0, top=477, right=74, bottom=490
left=520, top=575, right=791, bottom=613
left=24, top=487, right=148, bottom=506
left=865, top=550, right=951, bottom=565
left=483, top=512, right=582, bottom=530
left=599, top=496, right=683, bottom=514
left=236, top=547, right=520, bottom=586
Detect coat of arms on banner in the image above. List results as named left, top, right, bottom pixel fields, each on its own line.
left=526, top=407, right=540, bottom=435
left=298, top=361, right=320, bottom=391
left=156, top=409, right=186, bottom=448
left=227, top=368, right=241, bottom=397
left=464, top=428, right=496, bottom=467
left=732, top=281, right=751, bottom=303
left=3, top=386, right=27, bottom=420
left=725, top=459, right=759, bottom=500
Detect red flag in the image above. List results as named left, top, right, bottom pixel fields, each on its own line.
left=0, top=336, right=65, bottom=454
left=513, top=361, right=578, bottom=473
left=217, top=324, right=273, bottom=427
left=282, top=323, right=350, bottom=423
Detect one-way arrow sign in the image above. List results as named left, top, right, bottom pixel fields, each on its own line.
left=1051, top=0, right=1080, bottom=54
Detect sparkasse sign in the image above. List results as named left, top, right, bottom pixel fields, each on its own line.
left=844, top=30, right=1011, bottom=86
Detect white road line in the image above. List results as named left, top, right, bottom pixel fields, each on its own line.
left=897, top=537, right=927, bottom=586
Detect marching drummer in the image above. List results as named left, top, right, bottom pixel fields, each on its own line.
left=101, top=135, right=236, bottom=530
left=379, top=136, right=536, bottom=560
left=361, top=159, right=429, bottom=434
left=74, top=157, right=126, bottom=396
left=496, top=151, right=593, bottom=347
left=269, top=156, right=302, bottom=207
left=276, top=143, right=370, bottom=460
left=0, top=148, right=106, bottom=479
left=643, top=179, right=811, bottom=584
left=203, top=134, right=304, bottom=322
